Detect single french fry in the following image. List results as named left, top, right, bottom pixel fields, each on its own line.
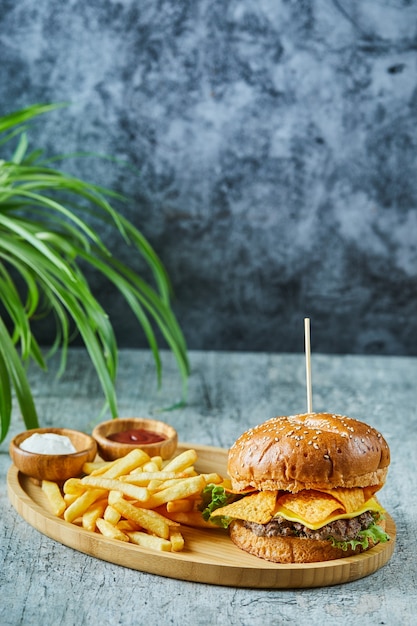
left=180, top=466, right=198, bottom=476
left=146, top=466, right=195, bottom=479
left=181, top=466, right=198, bottom=477
left=140, top=507, right=180, bottom=527
left=118, top=471, right=190, bottom=486
left=148, top=477, right=201, bottom=492
left=146, top=479, right=164, bottom=491
left=42, top=480, right=66, bottom=517
left=81, top=476, right=150, bottom=502
left=107, top=490, right=123, bottom=506
left=128, top=465, right=194, bottom=479
left=163, top=449, right=198, bottom=472
left=101, top=449, right=151, bottom=478
left=104, top=505, right=121, bottom=525
left=111, top=497, right=170, bottom=539
left=64, top=493, right=79, bottom=506
left=127, top=531, right=172, bottom=552
left=64, top=488, right=106, bottom=523
left=166, top=498, right=194, bottom=513
left=150, top=456, right=163, bottom=469
left=169, top=530, right=185, bottom=552
left=142, top=461, right=161, bottom=473
left=128, top=467, right=143, bottom=475
left=63, top=478, right=85, bottom=496
left=200, top=473, right=223, bottom=484
left=145, top=475, right=206, bottom=508
left=96, top=518, right=129, bottom=542
left=82, top=500, right=107, bottom=532
left=82, top=460, right=112, bottom=475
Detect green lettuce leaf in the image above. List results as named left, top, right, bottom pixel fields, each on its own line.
left=329, top=521, right=390, bottom=552
left=199, top=484, right=240, bottom=529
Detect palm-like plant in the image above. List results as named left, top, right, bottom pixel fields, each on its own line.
left=0, top=103, right=189, bottom=443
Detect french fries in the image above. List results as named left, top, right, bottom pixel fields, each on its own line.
left=41, top=446, right=223, bottom=554
left=64, top=487, right=107, bottom=523
left=80, top=476, right=150, bottom=502
left=42, top=480, right=66, bottom=517
left=96, top=518, right=129, bottom=542
left=82, top=499, right=107, bottom=532
left=127, top=531, right=172, bottom=552
left=103, top=504, right=121, bottom=525
left=169, top=530, right=185, bottom=552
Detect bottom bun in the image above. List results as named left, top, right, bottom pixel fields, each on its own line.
left=229, top=520, right=385, bottom=564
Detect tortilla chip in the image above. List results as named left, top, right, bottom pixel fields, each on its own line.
left=212, top=491, right=277, bottom=524
left=277, top=490, right=343, bottom=525
left=320, top=487, right=365, bottom=513
left=363, top=485, right=381, bottom=500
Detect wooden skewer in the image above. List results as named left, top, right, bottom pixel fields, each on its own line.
left=304, top=318, right=313, bottom=414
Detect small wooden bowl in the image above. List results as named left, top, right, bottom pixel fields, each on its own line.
left=9, top=428, right=97, bottom=483
left=92, top=417, right=178, bottom=461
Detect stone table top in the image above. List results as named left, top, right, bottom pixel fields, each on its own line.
left=1, top=349, right=416, bottom=626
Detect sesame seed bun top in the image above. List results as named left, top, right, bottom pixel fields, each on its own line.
left=227, top=413, right=390, bottom=493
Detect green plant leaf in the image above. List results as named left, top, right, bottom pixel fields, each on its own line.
left=0, top=317, right=39, bottom=442
left=0, top=349, right=12, bottom=442
left=0, top=102, right=189, bottom=441
left=0, top=103, right=68, bottom=134
left=11, top=132, right=29, bottom=164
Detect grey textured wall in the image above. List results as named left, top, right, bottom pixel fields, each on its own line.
left=1, top=1, right=417, bottom=355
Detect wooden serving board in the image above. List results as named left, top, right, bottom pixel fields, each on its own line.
left=7, top=443, right=396, bottom=589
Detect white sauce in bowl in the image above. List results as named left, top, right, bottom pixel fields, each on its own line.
left=20, top=433, right=77, bottom=455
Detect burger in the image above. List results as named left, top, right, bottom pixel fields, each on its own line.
left=200, top=412, right=391, bottom=563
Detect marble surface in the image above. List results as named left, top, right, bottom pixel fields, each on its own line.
left=0, top=349, right=416, bottom=626
left=1, top=2, right=417, bottom=355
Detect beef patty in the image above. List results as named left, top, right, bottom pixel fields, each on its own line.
left=243, top=511, right=376, bottom=542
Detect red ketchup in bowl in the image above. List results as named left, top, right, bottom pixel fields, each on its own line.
left=107, top=428, right=167, bottom=445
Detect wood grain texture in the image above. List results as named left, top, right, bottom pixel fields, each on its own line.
left=7, top=443, right=396, bottom=589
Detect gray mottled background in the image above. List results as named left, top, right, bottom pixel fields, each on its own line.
left=1, top=0, right=417, bottom=355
